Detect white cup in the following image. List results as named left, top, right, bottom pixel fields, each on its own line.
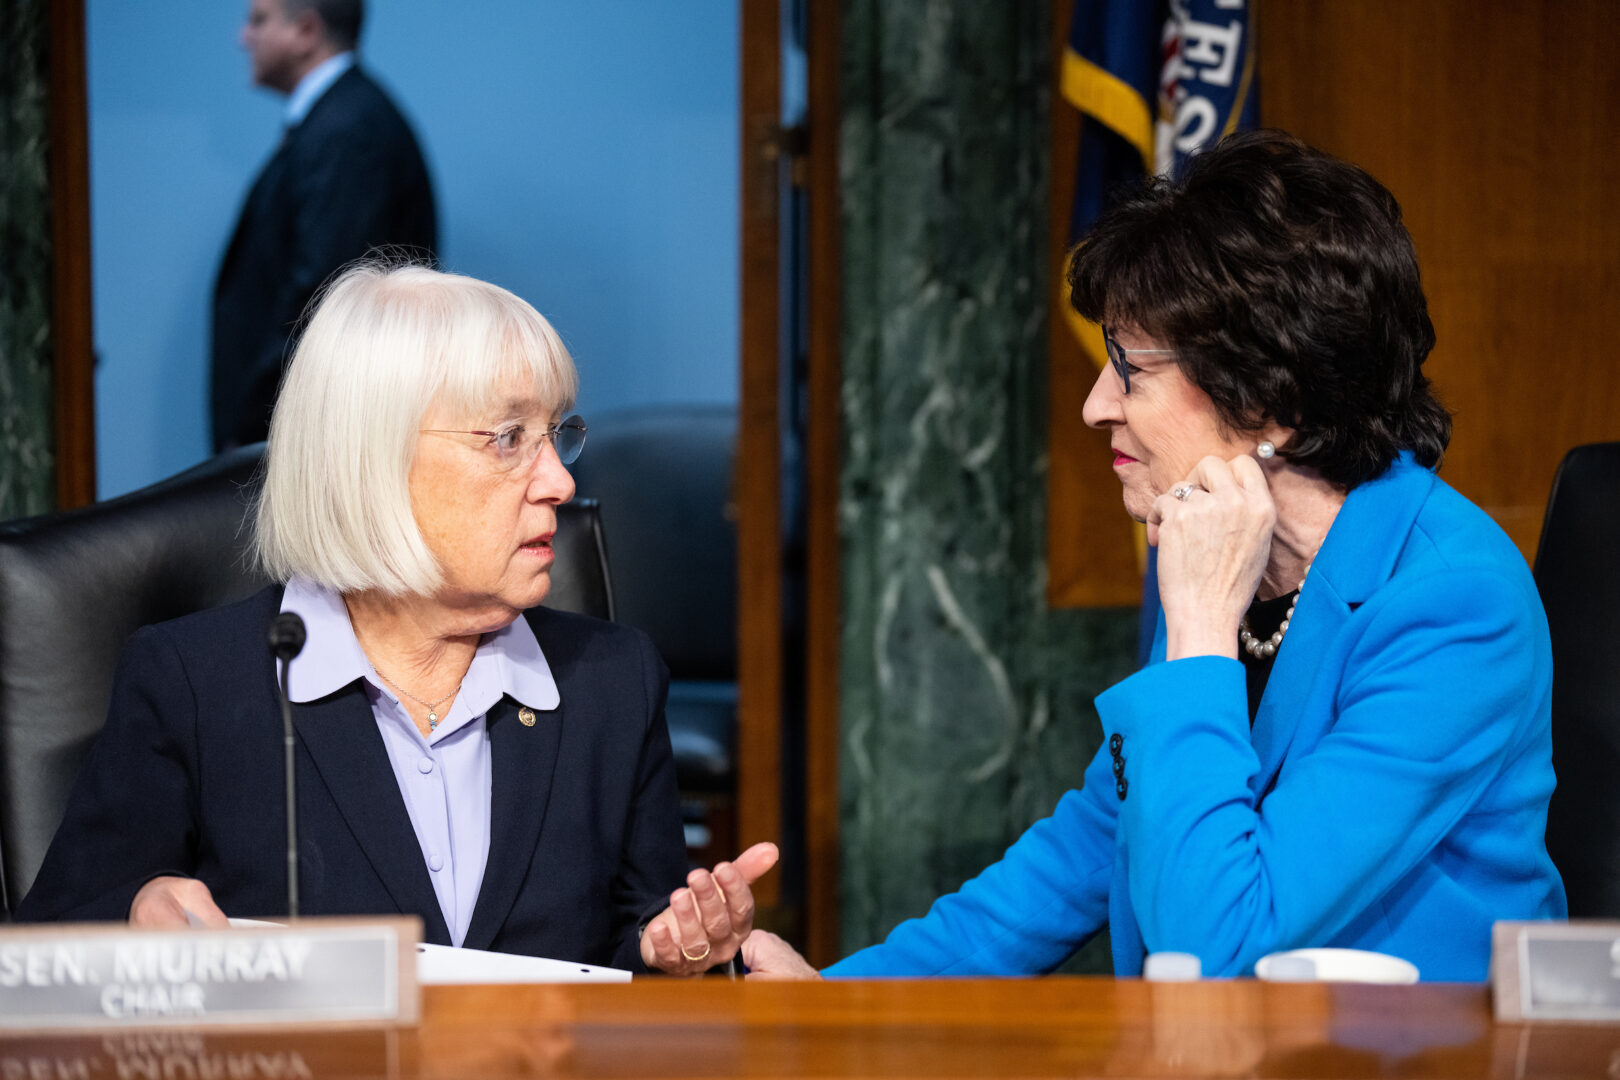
left=1254, top=947, right=1419, bottom=984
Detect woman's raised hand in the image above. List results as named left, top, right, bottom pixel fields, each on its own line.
left=640, top=842, right=779, bottom=976
left=1147, top=454, right=1276, bottom=662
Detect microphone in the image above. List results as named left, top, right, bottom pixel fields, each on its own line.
left=268, top=612, right=307, bottom=919
left=268, top=612, right=306, bottom=661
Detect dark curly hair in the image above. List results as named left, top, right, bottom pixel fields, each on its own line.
left=1067, top=129, right=1450, bottom=490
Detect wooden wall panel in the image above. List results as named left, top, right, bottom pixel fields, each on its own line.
left=802, top=0, right=843, bottom=968
left=1046, top=0, right=1143, bottom=609
left=49, top=0, right=95, bottom=509
left=1258, top=0, right=1620, bottom=562
left=737, top=0, right=783, bottom=909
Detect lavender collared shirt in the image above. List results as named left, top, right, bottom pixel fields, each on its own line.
left=280, top=578, right=560, bottom=946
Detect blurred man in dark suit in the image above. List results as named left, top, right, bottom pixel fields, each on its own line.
left=213, top=0, right=436, bottom=451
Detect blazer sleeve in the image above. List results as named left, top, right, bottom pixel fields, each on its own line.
left=16, top=625, right=202, bottom=922
left=1100, top=566, right=1546, bottom=976
left=606, top=630, right=689, bottom=972
left=825, top=740, right=1119, bottom=977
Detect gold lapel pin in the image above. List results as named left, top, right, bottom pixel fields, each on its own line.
left=518, top=707, right=537, bottom=727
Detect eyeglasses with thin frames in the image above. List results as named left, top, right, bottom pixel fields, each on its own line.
left=422, top=414, right=588, bottom=470
left=1102, top=327, right=1176, bottom=394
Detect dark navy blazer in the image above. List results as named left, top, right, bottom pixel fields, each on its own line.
left=18, top=587, right=688, bottom=972
left=211, top=66, right=436, bottom=450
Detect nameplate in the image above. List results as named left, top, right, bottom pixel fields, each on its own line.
left=0, top=917, right=420, bottom=1032
left=1493, top=920, right=1620, bottom=1023
left=0, top=1030, right=393, bottom=1078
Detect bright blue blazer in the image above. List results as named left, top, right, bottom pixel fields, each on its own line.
left=827, top=455, right=1566, bottom=981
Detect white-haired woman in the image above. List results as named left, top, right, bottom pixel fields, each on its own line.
left=21, top=263, right=772, bottom=975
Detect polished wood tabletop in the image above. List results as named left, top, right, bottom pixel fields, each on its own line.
left=3, top=976, right=1617, bottom=1078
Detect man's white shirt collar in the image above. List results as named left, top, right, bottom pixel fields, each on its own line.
left=284, top=52, right=355, bottom=127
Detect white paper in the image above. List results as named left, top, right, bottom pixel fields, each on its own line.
left=414, top=942, right=631, bottom=984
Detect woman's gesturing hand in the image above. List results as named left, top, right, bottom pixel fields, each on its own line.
left=1147, top=454, right=1276, bottom=662
left=640, top=842, right=778, bottom=975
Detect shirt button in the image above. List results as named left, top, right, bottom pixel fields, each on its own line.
left=1109, top=733, right=1124, bottom=755
left=1112, top=756, right=1125, bottom=778
left=417, top=757, right=434, bottom=774
left=1116, top=778, right=1129, bottom=801
left=428, top=853, right=443, bottom=872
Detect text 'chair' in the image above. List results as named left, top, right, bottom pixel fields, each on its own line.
left=1535, top=441, right=1620, bottom=918
left=0, top=447, right=612, bottom=919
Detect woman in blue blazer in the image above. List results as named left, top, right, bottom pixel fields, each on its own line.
left=22, top=263, right=774, bottom=974
left=745, top=131, right=1566, bottom=982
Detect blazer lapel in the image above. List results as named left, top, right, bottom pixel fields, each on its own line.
left=1248, top=582, right=1348, bottom=795
left=461, top=696, right=565, bottom=951
left=1248, top=455, right=1436, bottom=797
left=292, top=687, right=452, bottom=945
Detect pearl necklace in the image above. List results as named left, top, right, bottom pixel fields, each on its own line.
left=1238, top=562, right=1311, bottom=660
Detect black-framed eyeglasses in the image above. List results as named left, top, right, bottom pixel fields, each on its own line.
left=423, top=414, right=587, bottom=469
left=1102, top=326, right=1176, bottom=394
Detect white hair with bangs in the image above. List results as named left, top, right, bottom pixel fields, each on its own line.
left=255, top=261, right=577, bottom=597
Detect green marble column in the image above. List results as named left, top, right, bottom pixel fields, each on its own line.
left=0, top=0, right=56, bottom=519
left=838, top=0, right=1138, bottom=971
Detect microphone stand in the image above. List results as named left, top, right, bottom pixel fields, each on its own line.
left=269, top=613, right=307, bottom=919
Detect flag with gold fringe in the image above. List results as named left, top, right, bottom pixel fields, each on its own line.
left=1060, top=0, right=1257, bottom=654
left=1062, top=0, right=1258, bottom=356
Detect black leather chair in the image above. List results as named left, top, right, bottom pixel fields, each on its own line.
left=0, top=446, right=612, bottom=919
left=569, top=405, right=738, bottom=865
left=1535, top=442, right=1620, bottom=918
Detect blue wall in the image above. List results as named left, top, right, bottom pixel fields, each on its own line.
left=88, top=1, right=739, bottom=498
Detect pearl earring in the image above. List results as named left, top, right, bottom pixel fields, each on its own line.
left=1257, top=441, right=1276, bottom=459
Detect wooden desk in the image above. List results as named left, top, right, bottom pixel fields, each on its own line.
left=3, top=977, right=1617, bottom=1078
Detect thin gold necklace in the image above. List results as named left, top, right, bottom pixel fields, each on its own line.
left=373, top=667, right=461, bottom=731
